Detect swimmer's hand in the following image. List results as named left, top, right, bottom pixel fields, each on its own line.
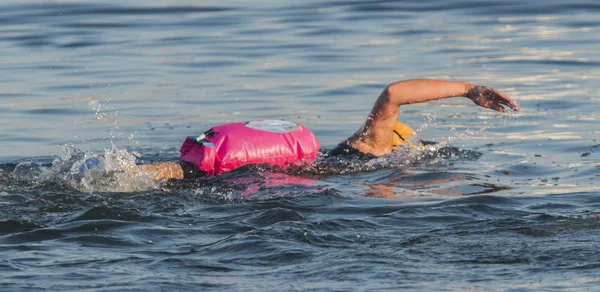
left=466, top=85, right=520, bottom=112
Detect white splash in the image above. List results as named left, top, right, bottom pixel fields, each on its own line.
left=12, top=144, right=159, bottom=193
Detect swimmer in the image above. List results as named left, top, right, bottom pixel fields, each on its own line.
left=133, top=78, right=519, bottom=181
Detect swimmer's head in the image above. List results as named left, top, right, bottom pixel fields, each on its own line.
left=392, top=121, right=422, bottom=150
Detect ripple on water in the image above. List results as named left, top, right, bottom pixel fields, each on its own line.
left=1, top=0, right=600, bottom=290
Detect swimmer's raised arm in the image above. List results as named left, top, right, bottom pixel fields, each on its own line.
left=387, top=79, right=474, bottom=106
left=347, top=79, right=520, bottom=156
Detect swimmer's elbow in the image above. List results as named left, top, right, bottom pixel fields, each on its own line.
left=379, top=85, right=395, bottom=104
left=382, top=82, right=408, bottom=107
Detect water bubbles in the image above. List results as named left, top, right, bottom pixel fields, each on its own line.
left=11, top=160, right=51, bottom=183
left=59, top=143, right=83, bottom=161
left=10, top=143, right=159, bottom=193
left=11, top=160, right=46, bottom=181
left=311, top=144, right=444, bottom=175
left=88, top=99, right=107, bottom=120
left=419, top=113, right=437, bottom=133
left=51, top=144, right=85, bottom=174
left=102, top=145, right=138, bottom=173
left=69, top=145, right=159, bottom=192
left=66, top=155, right=106, bottom=182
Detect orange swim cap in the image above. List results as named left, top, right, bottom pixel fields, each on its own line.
left=392, top=122, right=422, bottom=150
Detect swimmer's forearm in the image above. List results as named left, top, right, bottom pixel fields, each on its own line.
left=137, top=162, right=184, bottom=181
left=385, top=79, right=472, bottom=106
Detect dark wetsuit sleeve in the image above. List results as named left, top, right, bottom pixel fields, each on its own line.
left=180, top=162, right=204, bottom=179
left=327, top=143, right=364, bottom=157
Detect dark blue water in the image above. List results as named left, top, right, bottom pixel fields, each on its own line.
left=2, top=0, right=600, bottom=290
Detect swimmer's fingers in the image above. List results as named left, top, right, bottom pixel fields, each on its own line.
left=493, top=89, right=520, bottom=111
left=498, top=99, right=519, bottom=112
left=489, top=103, right=506, bottom=112
left=479, top=98, right=505, bottom=112
left=468, top=86, right=519, bottom=112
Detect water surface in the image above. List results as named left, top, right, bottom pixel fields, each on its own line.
left=1, top=0, right=600, bottom=291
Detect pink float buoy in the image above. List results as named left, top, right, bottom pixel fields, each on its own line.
left=180, top=120, right=320, bottom=176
